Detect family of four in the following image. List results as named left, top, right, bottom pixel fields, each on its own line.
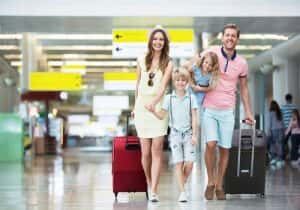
left=132, top=23, right=254, bottom=202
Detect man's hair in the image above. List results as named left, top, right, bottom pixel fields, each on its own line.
left=285, top=93, right=293, bottom=102
left=222, top=23, right=240, bottom=38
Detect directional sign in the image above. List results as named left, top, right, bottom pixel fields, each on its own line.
left=113, top=29, right=148, bottom=43
left=30, top=72, right=82, bottom=91
left=113, top=29, right=195, bottom=58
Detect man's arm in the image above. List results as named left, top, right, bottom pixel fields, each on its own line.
left=240, top=76, right=254, bottom=124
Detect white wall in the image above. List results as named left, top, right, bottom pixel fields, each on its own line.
left=0, top=0, right=300, bottom=16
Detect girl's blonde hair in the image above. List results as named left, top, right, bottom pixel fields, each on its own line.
left=195, top=51, right=219, bottom=88
left=172, top=67, right=190, bottom=82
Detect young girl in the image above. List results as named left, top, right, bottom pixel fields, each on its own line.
left=185, top=51, right=219, bottom=106
left=285, top=109, right=300, bottom=168
left=148, top=68, right=198, bottom=202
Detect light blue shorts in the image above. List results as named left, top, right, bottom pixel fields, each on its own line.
left=168, top=128, right=196, bottom=164
left=202, top=108, right=235, bottom=149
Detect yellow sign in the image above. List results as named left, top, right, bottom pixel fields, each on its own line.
left=30, top=72, right=82, bottom=91
left=113, top=29, right=193, bottom=43
left=168, top=29, right=194, bottom=42
left=113, top=29, right=148, bottom=43
left=104, top=72, right=137, bottom=81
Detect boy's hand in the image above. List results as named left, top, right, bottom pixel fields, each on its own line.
left=145, top=104, right=154, bottom=113
left=191, top=135, right=197, bottom=145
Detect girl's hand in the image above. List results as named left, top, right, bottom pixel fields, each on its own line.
left=131, top=111, right=135, bottom=118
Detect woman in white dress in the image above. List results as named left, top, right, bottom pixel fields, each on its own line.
left=133, top=26, right=173, bottom=202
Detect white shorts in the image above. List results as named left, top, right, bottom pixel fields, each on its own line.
left=168, top=128, right=196, bottom=164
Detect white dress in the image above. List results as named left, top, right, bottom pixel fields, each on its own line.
left=134, top=56, right=168, bottom=138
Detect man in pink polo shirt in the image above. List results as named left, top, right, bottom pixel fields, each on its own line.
left=201, top=24, right=254, bottom=200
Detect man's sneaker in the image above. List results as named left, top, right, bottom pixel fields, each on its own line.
left=204, top=185, right=215, bottom=200
left=178, top=191, right=188, bottom=202
left=215, top=188, right=226, bottom=200
left=150, top=193, right=159, bottom=202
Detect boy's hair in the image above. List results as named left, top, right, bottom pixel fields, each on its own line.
left=172, top=67, right=190, bottom=82
left=222, top=23, right=240, bottom=38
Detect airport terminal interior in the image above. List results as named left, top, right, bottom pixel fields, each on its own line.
left=0, top=1, right=300, bottom=209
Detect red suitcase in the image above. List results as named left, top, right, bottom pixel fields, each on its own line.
left=112, top=115, right=148, bottom=200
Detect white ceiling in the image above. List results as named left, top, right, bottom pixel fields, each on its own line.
left=1, top=0, right=300, bottom=16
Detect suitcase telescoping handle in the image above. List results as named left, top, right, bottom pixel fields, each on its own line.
left=237, top=120, right=256, bottom=177
left=125, top=113, right=140, bottom=150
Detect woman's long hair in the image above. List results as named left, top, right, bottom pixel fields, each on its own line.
left=145, top=28, right=170, bottom=73
left=269, top=100, right=282, bottom=121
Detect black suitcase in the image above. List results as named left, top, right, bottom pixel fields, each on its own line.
left=224, top=122, right=266, bottom=197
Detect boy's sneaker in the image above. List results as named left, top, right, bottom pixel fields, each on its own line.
left=178, top=191, right=188, bottom=202
left=150, top=193, right=159, bottom=202
left=215, top=188, right=226, bottom=200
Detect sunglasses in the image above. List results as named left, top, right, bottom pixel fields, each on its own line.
left=148, top=72, right=155, bottom=86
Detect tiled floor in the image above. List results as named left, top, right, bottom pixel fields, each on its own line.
left=0, top=148, right=300, bottom=210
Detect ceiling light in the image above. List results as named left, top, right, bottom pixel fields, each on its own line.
left=61, top=69, right=86, bottom=75
left=10, top=61, right=22, bottom=66
left=36, top=34, right=112, bottom=40
left=217, top=33, right=288, bottom=40
left=86, top=68, right=136, bottom=73
left=48, top=60, right=137, bottom=67
left=44, top=45, right=113, bottom=51
left=209, top=45, right=272, bottom=50
left=4, top=54, right=22, bottom=59
left=0, top=34, right=22, bottom=39
left=240, top=34, right=288, bottom=40
left=0, top=45, right=19, bottom=50
left=239, top=54, right=256, bottom=59
left=236, top=45, right=272, bottom=50
left=47, top=54, right=112, bottom=59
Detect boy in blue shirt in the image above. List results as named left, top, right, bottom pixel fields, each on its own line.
left=148, top=68, right=198, bottom=202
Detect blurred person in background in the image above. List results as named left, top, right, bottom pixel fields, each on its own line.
left=281, top=93, right=297, bottom=160
left=285, top=109, right=300, bottom=168
left=267, top=100, right=285, bottom=168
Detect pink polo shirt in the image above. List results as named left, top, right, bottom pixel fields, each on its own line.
left=202, top=46, right=248, bottom=109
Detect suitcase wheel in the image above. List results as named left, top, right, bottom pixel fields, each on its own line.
left=114, top=192, right=118, bottom=200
